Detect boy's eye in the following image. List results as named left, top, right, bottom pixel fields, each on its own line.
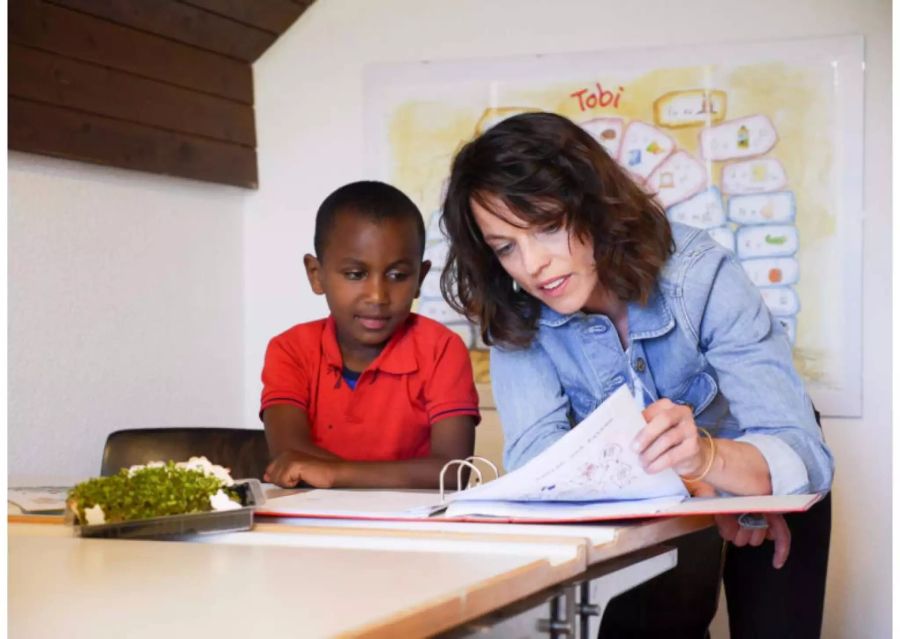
left=344, top=270, right=365, bottom=280
left=387, top=270, right=410, bottom=281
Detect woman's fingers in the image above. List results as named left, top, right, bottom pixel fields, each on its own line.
left=715, top=514, right=741, bottom=541
left=748, top=527, right=767, bottom=547
left=645, top=439, right=697, bottom=474
left=718, top=512, right=792, bottom=570
left=766, top=514, right=792, bottom=569
left=635, top=402, right=703, bottom=475
left=641, top=398, right=676, bottom=422
left=634, top=400, right=678, bottom=452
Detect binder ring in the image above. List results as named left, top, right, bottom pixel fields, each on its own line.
left=438, top=456, right=500, bottom=503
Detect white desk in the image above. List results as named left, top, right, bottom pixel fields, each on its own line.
left=9, top=514, right=711, bottom=639
left=9, top=478, right=713, bottom=639
left=9, top=521, right=587, bottom=639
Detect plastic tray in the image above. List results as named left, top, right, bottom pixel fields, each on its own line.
left=66, top=479, right=266, bottom=540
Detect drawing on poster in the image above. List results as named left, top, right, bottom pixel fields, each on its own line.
left=365, top=36, right=863, bottom=416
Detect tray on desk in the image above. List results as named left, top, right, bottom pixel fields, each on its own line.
left=65, top=479, right=266, bottom=540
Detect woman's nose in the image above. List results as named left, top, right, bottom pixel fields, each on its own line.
left=520, top=239, right=551, bottom=277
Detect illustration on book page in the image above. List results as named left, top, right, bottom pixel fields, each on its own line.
left=448, top=386, right=689, bottom=504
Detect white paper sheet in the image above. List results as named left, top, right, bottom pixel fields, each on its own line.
left=8, top=486, right=70, bottom=513
left=443, top=495, right=686, bottom=521
left=448, top=386, right=689, bottom=504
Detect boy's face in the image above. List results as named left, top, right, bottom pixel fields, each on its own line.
left=304, top=211, right=430, bottom=362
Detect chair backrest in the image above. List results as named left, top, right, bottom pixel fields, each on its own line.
left=101, top=428, right=270, bottom=480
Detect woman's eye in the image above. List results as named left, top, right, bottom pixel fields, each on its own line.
left=494, top=244, right=513, bottom=257
left=539, top=222, right=563, bottom=235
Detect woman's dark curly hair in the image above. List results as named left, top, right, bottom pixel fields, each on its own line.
left=440, top=111, right=673, bottom=349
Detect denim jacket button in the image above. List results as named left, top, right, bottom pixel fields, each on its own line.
left=586, top=321, right=608, bottom=334
left=635, top=357, right=646, bottom=373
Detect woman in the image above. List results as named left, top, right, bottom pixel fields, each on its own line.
left=439, top=112, right=833, bottom=638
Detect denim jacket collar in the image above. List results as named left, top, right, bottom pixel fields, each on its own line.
left=628, top=286, right=675, bottom=341
left=536, top=286, right=675, bottom=341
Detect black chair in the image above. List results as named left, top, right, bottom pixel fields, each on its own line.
left=100, top=428, right=270, bottom=480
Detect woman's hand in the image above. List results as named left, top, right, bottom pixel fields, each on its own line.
left=634, top=399, right=709, bottom=477
left=715, top=512, right=792, bottom=569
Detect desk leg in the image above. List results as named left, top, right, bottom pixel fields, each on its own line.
left=576, top=546, right=678, bottom=639
left=537, top=585, right=576, bottom=638
left=577, top=582, right=599, bottom=639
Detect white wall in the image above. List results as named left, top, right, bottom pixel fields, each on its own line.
left=247, top=1, right=892, bottom=637
left=8, top=153, right=247, bottom=483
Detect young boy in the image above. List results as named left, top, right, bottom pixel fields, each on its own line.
left=260, top=181, right=479, bottom=489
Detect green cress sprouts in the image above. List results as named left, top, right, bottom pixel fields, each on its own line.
left=68, top=461, right=241, bottom=524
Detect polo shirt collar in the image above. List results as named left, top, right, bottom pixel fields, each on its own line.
left=322, top=315, right=419, bottom=375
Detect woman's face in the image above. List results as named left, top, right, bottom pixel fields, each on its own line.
left=471, top=195, right=601, bottom=315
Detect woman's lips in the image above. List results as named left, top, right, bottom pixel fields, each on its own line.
left=537, top=275, right=571, bottom=298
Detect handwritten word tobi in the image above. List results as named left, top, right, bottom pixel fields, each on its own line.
left=570, top=83, right=625, bottom=112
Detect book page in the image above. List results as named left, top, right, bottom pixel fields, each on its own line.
left=258, top=488, right=446, bottom=519
left=449, top=386, right=689, bottom=503
left=444, top=495, right=686, bottom=521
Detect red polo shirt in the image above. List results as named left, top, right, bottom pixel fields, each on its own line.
left=260, top=313, right=480, bottom=461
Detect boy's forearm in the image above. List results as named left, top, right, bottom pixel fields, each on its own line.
left=331, top=458, right=469, bottom=490
left=279, top=441, right=342, bottom=461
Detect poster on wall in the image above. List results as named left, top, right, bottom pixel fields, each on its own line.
left=364, top=36, right=864, bottom=417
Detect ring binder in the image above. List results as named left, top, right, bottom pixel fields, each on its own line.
left=438, top=456, right=500, bottom=503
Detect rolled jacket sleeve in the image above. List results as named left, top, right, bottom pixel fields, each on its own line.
left=681, top=241, right=835, bottom=494
left=737, top=433, right=810, bottom=495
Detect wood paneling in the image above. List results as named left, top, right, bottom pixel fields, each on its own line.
left=10, top=0, right=253, bottom=104
left=46, top=0, right=277, bottom=62
left=9, top=97, right=258, bottom=188
left=180, top=0, right=306, bottom=34
left=10, top=44, right=256, bottom=146
left=8, top=0, right=315, bottom=188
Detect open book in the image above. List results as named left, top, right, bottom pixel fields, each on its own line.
left=257, top=386, right=821, bottom=523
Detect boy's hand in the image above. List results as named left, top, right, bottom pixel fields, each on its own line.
left=264, top=451, right=341, bottom=488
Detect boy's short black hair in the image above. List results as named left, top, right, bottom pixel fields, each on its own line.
left=314, top=181, right=426, bottom=260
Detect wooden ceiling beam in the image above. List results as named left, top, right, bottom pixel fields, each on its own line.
left=10, top=0, right=253, bottom=104
left=10, top=44, right=256, bottom=146
left=8, top=0, right=317, bottom=188
left=179, top=0, right=307, bottom=36
left=45, top=0, right=277, bottom=62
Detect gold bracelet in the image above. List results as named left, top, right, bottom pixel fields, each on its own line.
left=682, top=428, right=716, bottom=483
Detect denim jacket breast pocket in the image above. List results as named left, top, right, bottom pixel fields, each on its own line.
left=566, top=386, right=601, bottom=423
left=667, top=371, right=718, bottom=416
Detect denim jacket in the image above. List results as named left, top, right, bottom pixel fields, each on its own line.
left=491, top=223, right=834, bottom=495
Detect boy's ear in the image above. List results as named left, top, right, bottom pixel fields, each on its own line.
left=414, top=260, right=432, bottom=299
left=303, top=254, right=325, bottom=295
